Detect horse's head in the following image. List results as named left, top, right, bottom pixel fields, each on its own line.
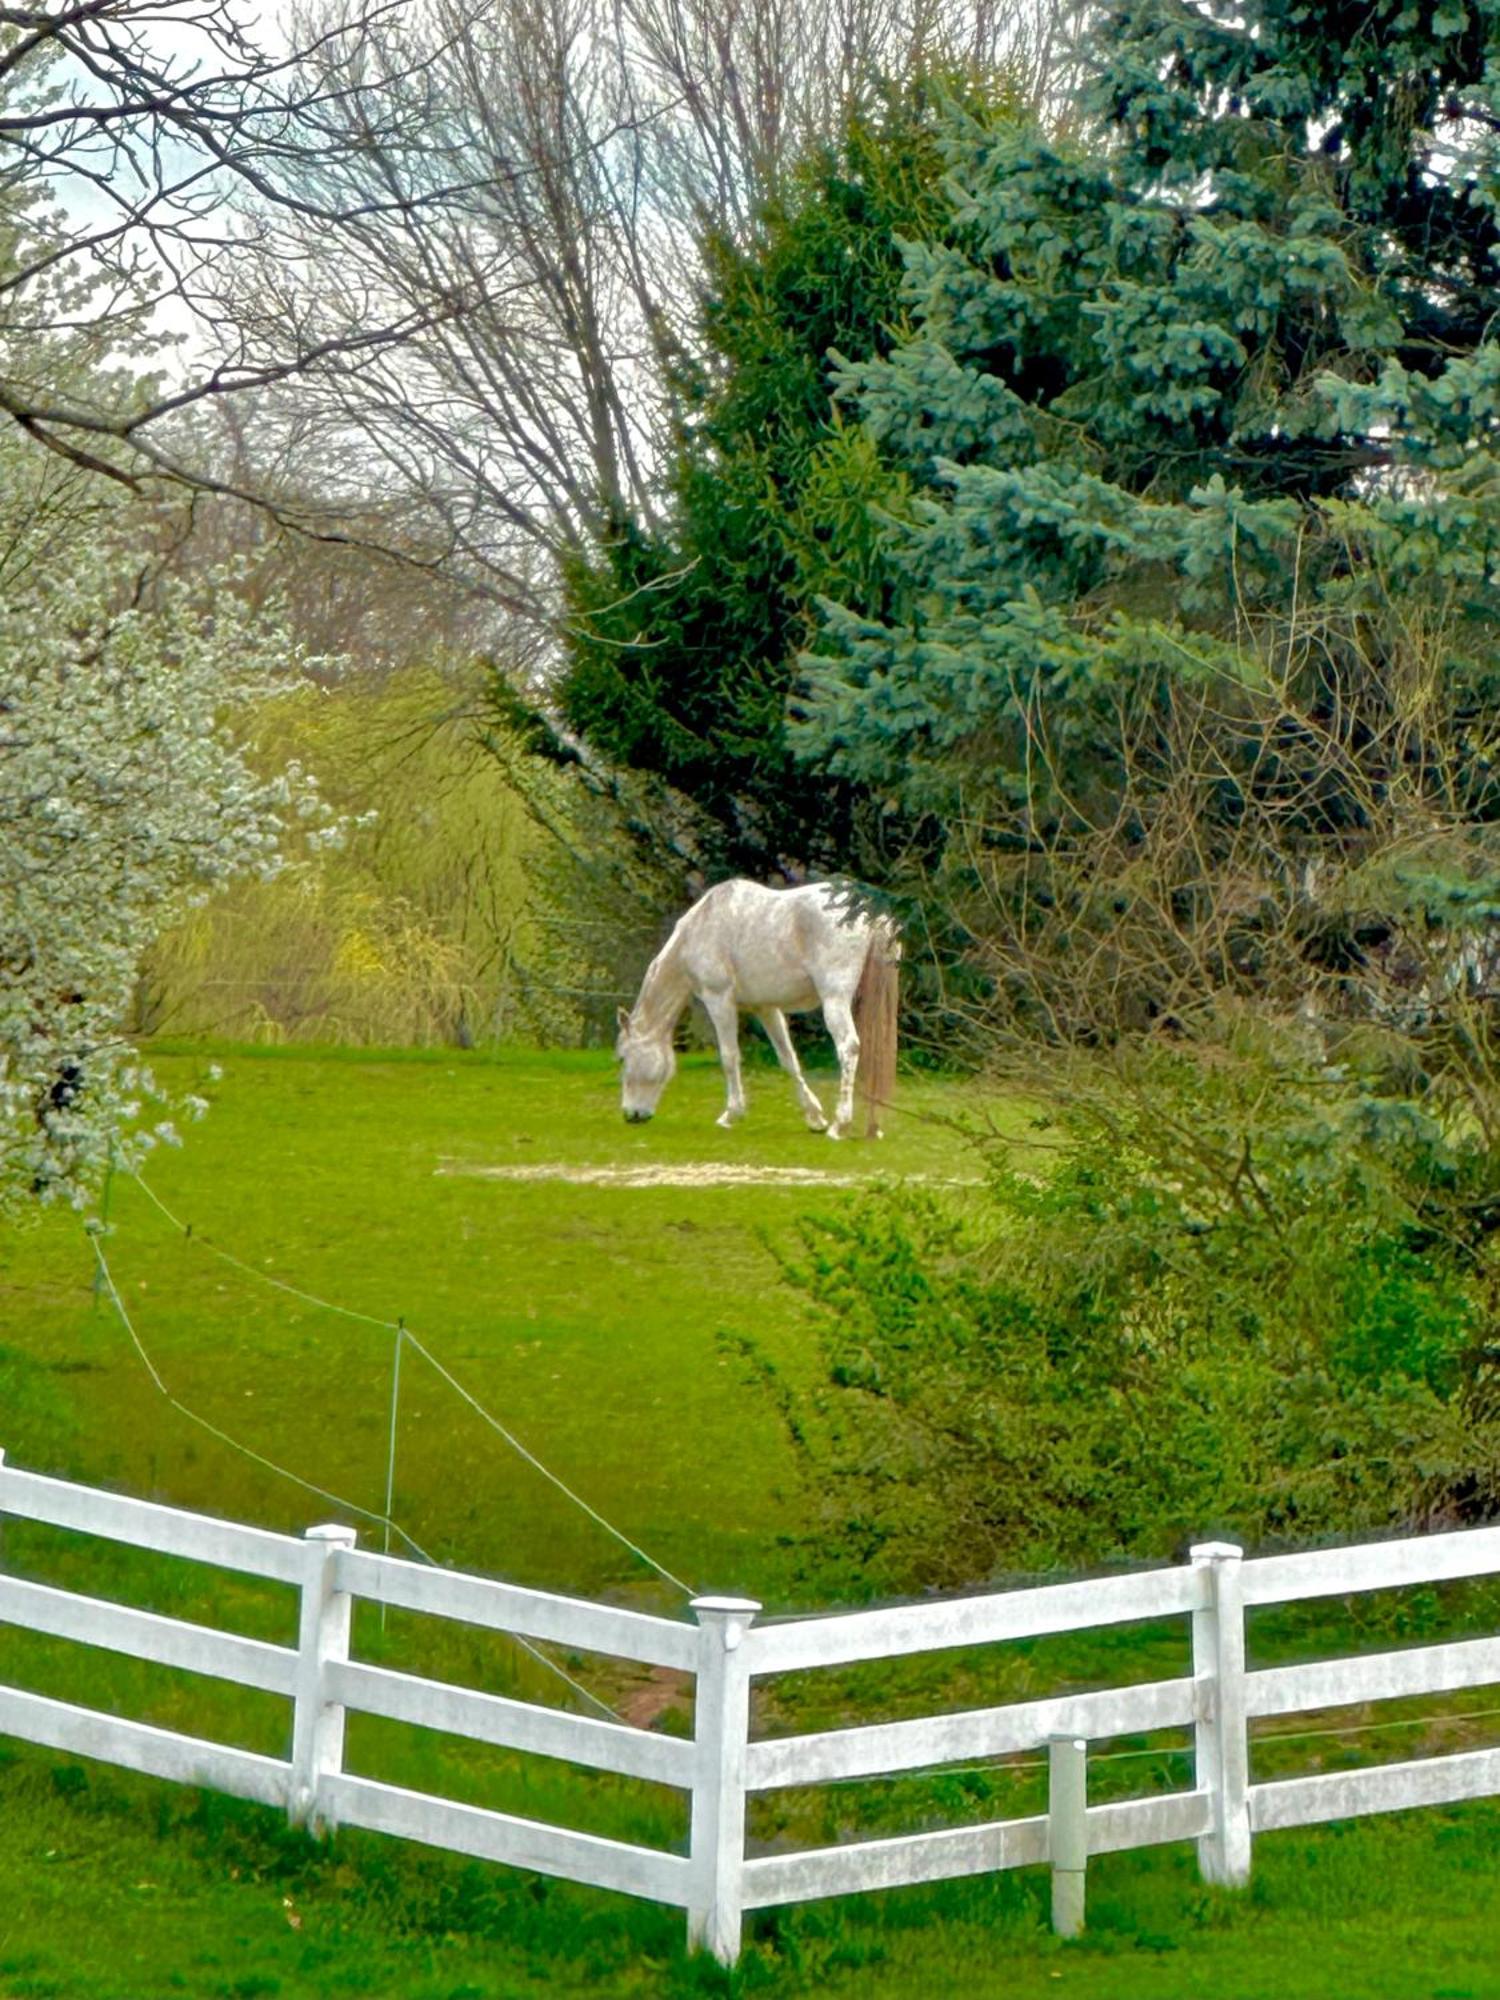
left=615, top=1007, right=675, bottom=1123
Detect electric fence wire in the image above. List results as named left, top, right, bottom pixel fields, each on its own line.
left=112, top=1180, right=1500, bottom=1778
left=817, top=1704, right=1500, bottom=1785
left=88, top=1232, right=618, bottom=1721
left=124, top=1169, right=695, bottom=1598
left=74, top=1230, right=1500, bottom=1779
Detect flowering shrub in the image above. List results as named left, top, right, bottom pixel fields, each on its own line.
left=0, top=493, right=336, bottom=1210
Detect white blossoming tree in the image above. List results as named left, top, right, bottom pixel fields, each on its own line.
left=0, top=51, right=345, bottom=1214
left=0, top=449, right=335, bottom=1211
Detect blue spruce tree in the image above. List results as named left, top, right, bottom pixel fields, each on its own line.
left=799, top=2, right=1500, bottom=1062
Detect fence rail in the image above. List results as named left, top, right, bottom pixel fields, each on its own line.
left=333, top=1547, right=698, bottom=1671
left=2, top=1449, right=1500, bottom=1963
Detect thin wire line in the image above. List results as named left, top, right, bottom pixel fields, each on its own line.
left=816, top=1705, right=1500, bottom=1785
left=89, top=1235, right=616, bottom=1722
left=124, top=1170, right=695, bottom=1597
left=92, top=1235, right=427, bottom=1557
left=399, top=1327, right=695, bottom=1597
left=128, top=1172, right=399, bottom=1331
left=1253, top=1702, right=1500, bottom=1748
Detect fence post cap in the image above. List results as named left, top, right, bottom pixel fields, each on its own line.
left=1189, top=1541, right=1244, bottom=1564
left=691, top=1596, right=760, bottom=1652
left=305, top=1522, right=358, bottom=1547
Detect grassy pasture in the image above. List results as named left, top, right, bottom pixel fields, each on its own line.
left=2, top=1041, right=989, bottom=1602
left=2, top=1044, right=1500, bottom=1998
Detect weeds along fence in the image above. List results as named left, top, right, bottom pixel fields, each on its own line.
left=3, top=1451, right=1500, bottom=1965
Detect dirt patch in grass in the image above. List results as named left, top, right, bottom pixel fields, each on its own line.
left=438, top=1160, right=873, bottom=1188
left=436, top=1160, right=980, bottom=1188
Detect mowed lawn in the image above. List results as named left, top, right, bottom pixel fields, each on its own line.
left=3, top=1045, right=1500, bottom=2000
left=1, top=1041, right=988, bottom=1605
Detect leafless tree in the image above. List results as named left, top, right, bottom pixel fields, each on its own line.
left=919, top=517, right=1500, bottom=1161
left=0, top=0, right=488, bottom=526
left=625, top=0, right=1085, bottom=233
left=216, top=0, right=1079, bottom=622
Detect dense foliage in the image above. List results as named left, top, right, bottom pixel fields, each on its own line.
left=758, top=1043, right=1500, bottom=1589
left=798, top=1, right=1500, bottom=1070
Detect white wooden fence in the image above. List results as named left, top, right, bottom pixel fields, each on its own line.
left=3, top=1449, right=1500, bottom=1964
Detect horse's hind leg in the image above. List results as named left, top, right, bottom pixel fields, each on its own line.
left=820, top=994, right=860, bottom=1140
left=701, top=988, right=747, bottom=1128
left=756, top=1009, right=827, bottom=1131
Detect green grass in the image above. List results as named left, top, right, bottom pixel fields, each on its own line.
left=4, top=1757, right=1500, bottom=2000
left=3, top=1041, right=991, bottom=1604
left=2, top=1044, right=1499, bottom=1998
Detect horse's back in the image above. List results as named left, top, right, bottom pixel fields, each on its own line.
left=679, top=880, right=870, bottom=1008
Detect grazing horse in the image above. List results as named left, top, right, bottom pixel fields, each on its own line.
left=615, top=879, right=899, bottom=1139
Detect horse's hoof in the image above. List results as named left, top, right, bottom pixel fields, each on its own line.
left=825, top=1126, right=844, bottom=1142
left=805, top=1114, right=828, bottom=1132
left=716, top=1111, right=742, bottom=1129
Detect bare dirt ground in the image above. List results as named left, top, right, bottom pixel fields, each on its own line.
left=437, top=1159, right=987, bottom=1188
left=435, top=1160, right=888, bottom=1188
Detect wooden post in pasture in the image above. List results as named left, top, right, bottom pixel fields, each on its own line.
left=1191, top=1540, right=1251, bottom=1887
left=1047, top=1735, right=1088, bottom=1937
left=687, top=1594, right=760, bottom=1965
left=289, top=1522, right=358, bottom=1835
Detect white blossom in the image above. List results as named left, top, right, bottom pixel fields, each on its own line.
left=1, top=470, right=336, bottom=1212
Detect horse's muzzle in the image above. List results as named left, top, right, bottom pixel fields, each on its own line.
left=624, top=1109, right=652, bottom=1124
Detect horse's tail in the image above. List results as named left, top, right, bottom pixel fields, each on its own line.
left=854, top=917, right=901, bottom=1139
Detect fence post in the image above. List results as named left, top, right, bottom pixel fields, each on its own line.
left=1191, top=1539, right=1251, bottom=1886
left=1048, top=1734, right=1088, bottom=1937
left=687, top=1594, right=760, bottom=1966
left=289, top=1522, right=357, bottom=1834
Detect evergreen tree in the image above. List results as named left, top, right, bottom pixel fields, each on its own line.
left=798, top=3, right=1500, bottom=1083
left=755, top=6, right=1500, bottom=1571
left=555, top=77, right=1019, bottom=878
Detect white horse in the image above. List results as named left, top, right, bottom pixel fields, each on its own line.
left=616, top=879, right=899, bottom=1139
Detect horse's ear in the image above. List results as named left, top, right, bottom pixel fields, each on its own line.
left=616, top=1005, right=631, bottom=1030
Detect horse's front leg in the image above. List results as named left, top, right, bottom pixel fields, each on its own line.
left=821, top=995, right=860, bottom=1140
left=755, top=1009, right=827, bottom=1131
left=701, top=989, right=747, bottom=1128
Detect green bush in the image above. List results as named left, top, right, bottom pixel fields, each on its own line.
left=751, top=1052, right=1500, bottom=1593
